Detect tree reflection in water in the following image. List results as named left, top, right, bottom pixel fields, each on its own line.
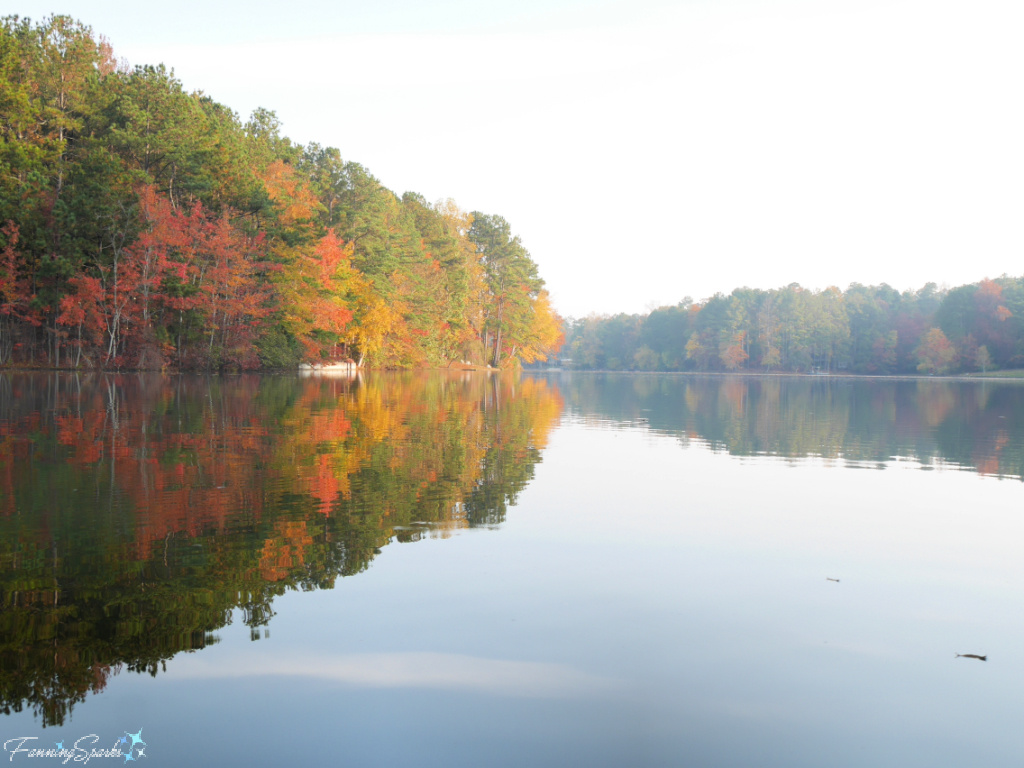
left=0, top=371, right=563, bottom=726
left=557, top=374, right=1024, bottom=479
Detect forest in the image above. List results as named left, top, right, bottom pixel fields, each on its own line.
left=562, top=279, right=1024, bottom=375
left=0, top=15, right=563, bottom=371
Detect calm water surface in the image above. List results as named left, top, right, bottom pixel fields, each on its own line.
left=1, top=372, right=1023, bottom=766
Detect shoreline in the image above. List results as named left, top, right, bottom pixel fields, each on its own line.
left=2, top=365, right=1022, bottom=382
left=527, top=369, right=1024, bottom=382
left=0, top=365, right=505, bottom=376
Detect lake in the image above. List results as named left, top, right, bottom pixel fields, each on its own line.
left=1, top=371, right=1023, bottom=766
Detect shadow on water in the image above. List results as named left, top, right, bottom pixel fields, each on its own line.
left=0, top=371, right=563, bottom=726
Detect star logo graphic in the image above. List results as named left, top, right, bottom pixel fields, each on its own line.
left=55, top=742, right=63, bottom=751
left=118, top=728, right=149, bottom=761
left=125, top=729, right=146, bottom=750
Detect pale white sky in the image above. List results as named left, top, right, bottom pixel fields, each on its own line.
left=14, top=0, right=1024, bottom=317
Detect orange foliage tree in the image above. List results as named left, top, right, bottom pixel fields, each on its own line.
left=915, top=328, right=957, bottom=374
left=276, top=230, right=356, bottom=360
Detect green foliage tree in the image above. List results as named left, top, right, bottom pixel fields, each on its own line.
left=469, top=213, right=545, bottom=367
left=975, top=345, right=992, bottom=373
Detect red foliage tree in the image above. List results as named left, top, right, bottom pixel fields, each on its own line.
left=0, top=222, right=36, bottom=364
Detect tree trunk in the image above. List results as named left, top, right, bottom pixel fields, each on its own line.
left=491, top=326, right=502, bottom=367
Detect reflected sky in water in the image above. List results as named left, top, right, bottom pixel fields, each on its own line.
left=1, top=372, right=1023, bottom=766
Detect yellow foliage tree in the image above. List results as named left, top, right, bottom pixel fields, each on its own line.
left=516, top=290, right=564, bottom=364
left=346, top=277, right=403, bottom=367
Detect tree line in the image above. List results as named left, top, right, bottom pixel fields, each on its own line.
left=0, top=15, right=563, bottom=370
left=562, top=279, right=1024, bottom=374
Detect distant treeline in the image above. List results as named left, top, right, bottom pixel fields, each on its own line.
left=0, top=16, right=562, bottom=370
left=562, top=279, right=1024, bottom=374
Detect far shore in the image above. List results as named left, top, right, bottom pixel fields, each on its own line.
left=528, top=368, right=1024, bottom=382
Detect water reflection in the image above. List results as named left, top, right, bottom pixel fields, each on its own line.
left=0, top=372, right=563, bottom=726
left=4, top=370, right=1023, bottom=735
left=552, top=374, right=1024, bottom=479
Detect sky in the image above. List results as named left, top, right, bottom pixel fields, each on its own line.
left=12, top=0, right=1024, bottom=317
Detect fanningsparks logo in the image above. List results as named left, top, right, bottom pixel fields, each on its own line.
left=3, top=729, right=147, bottom=764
